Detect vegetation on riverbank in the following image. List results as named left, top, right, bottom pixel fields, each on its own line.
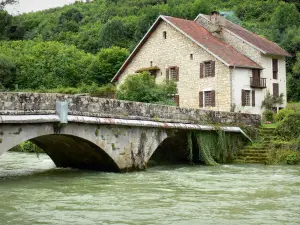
left=260, top=103, right=300, bottom=165
left=9, top=141, right=44, bottom=154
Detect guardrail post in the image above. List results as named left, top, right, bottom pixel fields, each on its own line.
left=56, top=101, right=68, bottom=124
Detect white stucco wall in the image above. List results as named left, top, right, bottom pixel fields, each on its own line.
left=231, top=68, right=264, bottom=114
left=261, top=56, right=287, bottom=107
left=117, top=20, right=231, bottom=111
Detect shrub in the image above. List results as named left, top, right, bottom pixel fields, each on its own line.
left=275, top=112, right=300, bottom=140
left=263, top=110, right=275, bottom=122
left=266, top=148, right=300, bottom=165
left=116, top=72, right=177, bottom=105
left=275, top=108, right=295, bottom=122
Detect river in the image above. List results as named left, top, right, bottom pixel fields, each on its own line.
left=0, top=152, right=300, bottom=225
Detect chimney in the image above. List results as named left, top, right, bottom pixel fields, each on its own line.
left=209, top=10, right=223, bottom=34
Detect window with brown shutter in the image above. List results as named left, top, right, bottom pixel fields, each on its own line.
left=200, top=63, right=204, bottom=79
left=203, top=90, right=215, bottom=107
left=252, top=90, right=255, bottom=107
left=166, top=68, right=169, bottom=81
left=242, top=89, right=251, bottom=106
left=169, top=66, right=179, bottom=81
left=199, top=91, right=203, bottom=107
left=211, top=90, right=216, bottom=107
left=201, top=61, right=215, bottom=78
left=273, top=59, right=278, bottom=79
left=273, top=83, right=279, bottom=97
left=175, top=95, right=179, bottom=106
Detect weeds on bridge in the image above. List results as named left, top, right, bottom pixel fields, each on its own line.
left=188, top=130, right=244, bottom=166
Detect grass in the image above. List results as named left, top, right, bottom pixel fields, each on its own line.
left=261, top=123, right=278, bottom=129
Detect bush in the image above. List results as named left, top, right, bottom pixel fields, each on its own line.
left=275, top=108, right=295, bottom=122
left=266, top=148, right=300, bottom=165
left=116, top=72, right=177, bottom=105
left=263, top=110, right=275, bottom=122
left=275, top=112, right=300, bottom=140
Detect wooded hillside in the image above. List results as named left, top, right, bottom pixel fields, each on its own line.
left=1, top=0, right=300, bottom=101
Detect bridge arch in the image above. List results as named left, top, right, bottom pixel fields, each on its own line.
left=0, top=123, right=169, bottom=172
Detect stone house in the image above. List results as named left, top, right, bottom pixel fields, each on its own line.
left=111, top=12, right=291, bottom=114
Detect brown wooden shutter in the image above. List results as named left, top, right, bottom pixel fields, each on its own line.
left=211, top=90, right=216, bottom=107
left=211, top=61, right=215, bottom=77
left=166, top=68, right=169, bottom=81
left=252, top=90, right=255, bottom=107
left=176, top=67, right=179, bottom=81
left=273, top=83, right=279, bottom=97
left=200, top=63, right=204, bottom=79
left=241, top=89, right=246, bottom=106
left=272, top=59, right=278, bottom=72
left=175, top=95, right=179, bottom=106
left=199, top=91, right=203, bottom=107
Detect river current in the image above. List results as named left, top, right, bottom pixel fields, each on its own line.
left=0, top=152, right=300, bottom=225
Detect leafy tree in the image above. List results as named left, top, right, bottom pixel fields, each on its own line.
left=116, top=72, right=177, bottom=105
left=88, top=46, right=129, bottom=84
left=0, top=54, right=16, bottom=89
left=0, top=10, right=11, bottom=39
left=0, top=0, right=18, bottom=10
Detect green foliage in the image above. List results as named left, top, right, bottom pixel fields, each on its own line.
left=261, top=91, right=284, bottom=110
left=88, top=46, right=129, bottom=84
left=187, top=130, right=244, bottom=165
left=275, top=112, right=300, bottom=140
left=0, top=10, right=12, bottom=39
left=9, top=141, right=44, bottom=153
left=275, top=108, right=295, bottom=122
left=266, top=148, right=300, bottom=165
left=263, top=110, right=275, bottom=122
left=0, top=54, right=16, bottom=89
left=116, top=72, right=177, bottom=105
left=0, top=0, right=299, bottom=99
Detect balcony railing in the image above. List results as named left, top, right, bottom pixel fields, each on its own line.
left=250, top=77, right=267, bottom=89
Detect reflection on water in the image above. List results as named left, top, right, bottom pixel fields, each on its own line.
left=0, top=152, right=300, bottom=225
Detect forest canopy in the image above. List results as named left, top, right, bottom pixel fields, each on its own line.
left=0, top=0, right=300, bottom=101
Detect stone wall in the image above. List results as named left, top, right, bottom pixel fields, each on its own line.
left=0, top=92, right=261, bottom=126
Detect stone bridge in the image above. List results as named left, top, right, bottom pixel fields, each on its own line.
left=0, top=93, right=260, bottom=172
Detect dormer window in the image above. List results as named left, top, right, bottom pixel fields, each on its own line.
left=163, top=31, right=167, bottom=39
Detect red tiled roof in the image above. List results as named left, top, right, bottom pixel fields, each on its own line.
left=112, top=16, right=261, bottom=82
left=201, top=14, right=291, bottom=57
left=164, top=16, right=262, bottom=69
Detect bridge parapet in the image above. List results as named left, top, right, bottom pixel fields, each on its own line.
left=0, top=92, right=260, bottom=126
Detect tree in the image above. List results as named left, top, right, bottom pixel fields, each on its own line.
left=0, top=54, right=16, bottom=89
left=88, top=46, right=129, bottom=84
left=0, top=0, right=18, bottom=10
left=116, top=72, right=177, bottom=105
left=0, top=10, right=12, bottom=39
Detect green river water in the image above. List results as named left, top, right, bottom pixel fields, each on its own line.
left=0, top=152, right=300, bottom=225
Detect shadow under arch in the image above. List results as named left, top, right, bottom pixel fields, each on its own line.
left=27, top=134, right=120, bottom=172
left=148, top=130, right=191, bottom=167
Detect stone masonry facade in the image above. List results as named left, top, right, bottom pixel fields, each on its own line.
left=117, top=21, right=232, bottom=112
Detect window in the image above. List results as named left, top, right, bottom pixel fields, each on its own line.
left=163, top=31, right=167, bottom=39
left=200, top=61, right=215, bottom=78
left=150, top=61, right=153, bottom=67
left=272, top=59, right=278, bottom=79
left=166, top=66, right=179, bottom=81
left=199, top=91, right=215, bottom=107
left=242, top=90, right=256, bottom=107
left=273, top=83, right=279, bottom=97
left=205, top=91, right=212, bottom=106
left=190, top=54, right=194, bottom=60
